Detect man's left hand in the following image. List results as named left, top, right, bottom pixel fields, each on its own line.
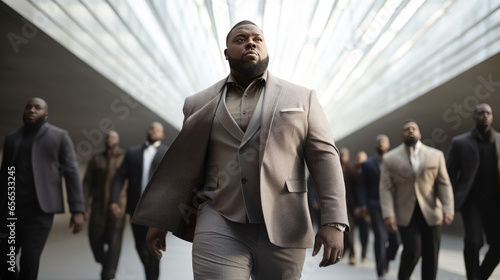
left=312, top=225, right=344, bottom=267
left=70, top=212, right=85, bottom=234
left=443, top=213, right=454, bottom=226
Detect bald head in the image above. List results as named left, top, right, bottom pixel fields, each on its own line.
left=105, top=130, right=120, bottom=149
left=473, top=103, right=493, bottom=132
left=226, top=20, right=259, bottom=46
left=375, top=134, right=390, bottom=156
left=147, top=122, right=164, bottom=143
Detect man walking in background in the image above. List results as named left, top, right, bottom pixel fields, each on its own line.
left=83, top=131, right=126, bottom=280
left=0, top=97, right=85, bottom=280
left=358, top=134, right=400, bottom=280
left=379, top=120, right=454, bottom=280
left=447, top=103, right=500, bottom=280
left=340, top=147, right=358, bottom=265
left=109, top=122, right=168, bottom=280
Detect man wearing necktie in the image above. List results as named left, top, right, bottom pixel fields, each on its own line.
left=379, top=120, right=454, bottom=280
left=109, top=122, right=168, bottom=280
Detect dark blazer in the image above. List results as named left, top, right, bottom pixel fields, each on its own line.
left=358, top=154, right=383, bottom=208
left=447, top=127, right=500, bottom=210
left=0, top=122, right=85, bottom=213
left=110, top=143, right=168, bottom=215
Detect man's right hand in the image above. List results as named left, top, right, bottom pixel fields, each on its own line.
left=109, top=203, right=122, bottom=219
left=384, top=216, right=398, bottom=233
left=146, top=227, right=168, bottom=259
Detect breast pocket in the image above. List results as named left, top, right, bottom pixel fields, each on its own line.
left=285, top=180, right=307, bottom=193
left=275, top=111, right=307, bottom=140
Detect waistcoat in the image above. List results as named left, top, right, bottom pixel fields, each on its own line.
left=202, top=86, right=264, bottom=223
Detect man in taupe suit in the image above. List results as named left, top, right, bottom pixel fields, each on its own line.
left=131, top=20, right=349, bottom=279
left=379, top=120, right=454, bottom=280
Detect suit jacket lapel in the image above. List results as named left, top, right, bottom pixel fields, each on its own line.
left=34, top=122, right=49, bottom=141
left=12, top=123, right=49, bottom=165
left=151, top=144, right=168, bottom=172
left=416, top=145, right=427, bottom=178
left=217, top=86, right=244, bottom=142
left=138, top=145, right=145, bottom=182
left=259, top=73, right=283, bottom=166
left=10, top=129, right=23, bottom=166
left=399, top=144, right=414, bottom=178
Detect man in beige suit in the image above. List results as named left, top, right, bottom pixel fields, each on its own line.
left=131, top=20, right=348, bottom=279
left=379, top=120, right=454, bottom=280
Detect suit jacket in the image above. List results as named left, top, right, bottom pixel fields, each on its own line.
left=447, top=127, right=500, bottom=210
left=110, top=143, right=168, bottom=215
left=379, top=143, right=454, bottom=227
left=0, top=122, right=85, bottom=213
left=132, top=72, right=348, bottom=249
left=358, top=154, right=383, bottom=208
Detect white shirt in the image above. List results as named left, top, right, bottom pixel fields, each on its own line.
left=409, top=140, right=422, bottom=174
left=141, top=141, right=161, bottom=194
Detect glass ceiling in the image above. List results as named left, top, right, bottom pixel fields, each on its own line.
left=4, top=0, right=500, bottom=139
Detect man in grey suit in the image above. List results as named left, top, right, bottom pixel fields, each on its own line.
left=0, top=97, right=85, bottom=280
left=109, top=122, right=168, bottom=280
left=447, top=103, right=500, bottom=280
left=379, top=120, right=454, bottom=280
left=131, top=20, right=349, bottom=279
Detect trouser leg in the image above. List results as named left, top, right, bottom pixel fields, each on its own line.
left=193, top=204, right=252, bottom=280
left=480, top=197, right=500, bottom=280
left=397, top=206, right=423, bottom=280
left=369, top=205, right=388, bottom=276
left=357, top=216, right=370, bottom=259
left=193, top=204, right=305, bottom=280
left=131, top=223, right=159, bottom=280
left=101, top=228, right=124, bottom=280
left=461, top=198, right=484, bottom=280
left=18, top=211, right=54, bottom=280
left=420, top=224, right=441, bottom=280
left=88, top=224, right=106, bottom=264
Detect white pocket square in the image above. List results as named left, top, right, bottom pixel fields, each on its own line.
left=280, top=107, right=304, bottom=112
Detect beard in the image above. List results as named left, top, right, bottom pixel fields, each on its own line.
left=23, top=114, right=46, bottom=127
left=227, top=54, right=269, bottom=78
left=404, top=136, right=418, bottom=146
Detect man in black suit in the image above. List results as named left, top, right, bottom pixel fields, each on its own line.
left=447, top=103, right=500, bottom=280
left=358, top=134, right=400, bottom=280
left=0, top=97, right=85, bottom=280
left=109, top=122, right=168, bottom=280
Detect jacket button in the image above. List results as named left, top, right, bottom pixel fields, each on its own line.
left=242, top=178, right=247, bottom=184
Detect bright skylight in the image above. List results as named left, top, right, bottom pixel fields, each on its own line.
left=4, top=0, right=500, bottom=139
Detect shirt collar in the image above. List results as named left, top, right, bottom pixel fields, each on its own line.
left=145, top=141, right=161, bottom=148
left=405, top=140, right=422, bottom=154
left=226, top=70, right=268, bottom=87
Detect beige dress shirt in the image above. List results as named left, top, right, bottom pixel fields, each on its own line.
left=225, top=71, right=267, bottom=131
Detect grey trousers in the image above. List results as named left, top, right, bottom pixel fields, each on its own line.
left=192, top=204, right=306, bottom=280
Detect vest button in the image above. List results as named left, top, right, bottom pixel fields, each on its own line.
left=242, top=178, right=247, bottom=184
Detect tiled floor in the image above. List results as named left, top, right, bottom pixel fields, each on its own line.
left=33, top=213, right=500, bottom=280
